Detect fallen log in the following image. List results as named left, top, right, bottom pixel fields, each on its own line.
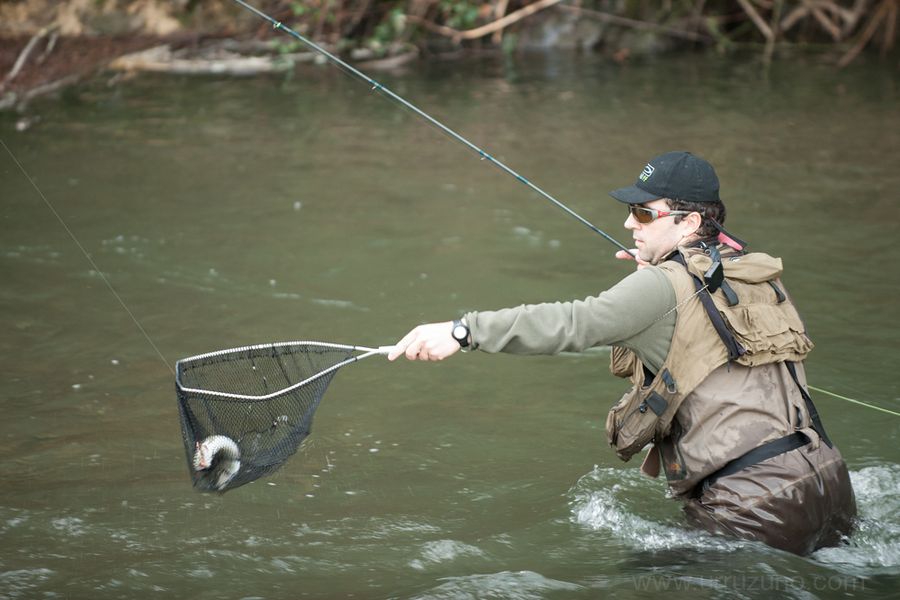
left=108, top=44, right=317, bottom=75
left=408, top=0, right=566, bottom=43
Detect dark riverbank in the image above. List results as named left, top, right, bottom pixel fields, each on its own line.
left=1, top=1, right=896, bottom=112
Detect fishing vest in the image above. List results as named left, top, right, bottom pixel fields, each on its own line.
left=605, top=244, right=817, bottom=495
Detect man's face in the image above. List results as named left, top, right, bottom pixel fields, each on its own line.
left=624, top=198, right=697, bottom=265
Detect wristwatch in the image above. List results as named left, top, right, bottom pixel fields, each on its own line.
left=451, top=318, right=470, bottom=349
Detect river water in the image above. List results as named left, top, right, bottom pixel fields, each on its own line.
left=1, top=51, right=898, bottom=599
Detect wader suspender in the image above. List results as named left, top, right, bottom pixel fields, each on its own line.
left=699, top=432, right=810, bottom=492
left=785, top=362, right=833, bottom=449
left=699, top=366, right=833, bottom=492
left=669, top=253, right=746, bottom=361
left=668, top=253, right=834, bottom=492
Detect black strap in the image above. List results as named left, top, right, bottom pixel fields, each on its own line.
left=691, top=271, right=746, bottom=361
left=670, top=254, right=746, bottom=361
left=696, top=362, right=833, bottom=493
left=768, top=281, right=786, bottom=303
left=785, top=362, right=833, bottom=448
left=720, top=280, right=739, bottom=306
left=701, top=431, right=809, bottom=491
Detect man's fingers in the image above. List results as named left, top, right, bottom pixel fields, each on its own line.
left=405, top=337, right=427, bottom=361
left=389, top=321, right=458, bottom=362
left=388, top=328, right=419, bottom=360
left=615, top=248, right=651, bottom=270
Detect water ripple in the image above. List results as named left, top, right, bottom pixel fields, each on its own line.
left=569, top=465, right=743, bottom=553
left=813, top=465, right=900, bottom=574
left=0, top=568, right=55, bottom=600
left=410, top=570, right=583, bottom=600
left=409, top=539, right=486, bottom=571
left=571, top=463, right=900, bottom=574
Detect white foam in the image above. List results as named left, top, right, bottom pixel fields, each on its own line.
left=50, top=517, right=87, bottom=537
left=511, top=226, right=544, bottom=247
left=569, top=466, right=742, bottom=553
left=270, top=558, right=294, bottom=573
left=409, top=539, right=486, bottom=570
left=411, top=570, right=582, bottom=599
left=812, top=466, right=900, bottom=573
left=187, top=567, right=214, bottom=579
left=357, top=517, right=442, bottom=540
left=571, top=464, right=900, bottom=567
left=5, top=515, right=28, bottom=529
left=310, top=297, right=369, bottom=311
left=0, top=568, right=54, bottom=599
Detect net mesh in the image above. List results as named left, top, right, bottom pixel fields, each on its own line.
left=176, top=342, right=357, bottom=493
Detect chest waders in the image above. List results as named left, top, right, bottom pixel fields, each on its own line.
left=606, top=244, right=822, bottom=485
left=666, top=250, right=833, bottom=493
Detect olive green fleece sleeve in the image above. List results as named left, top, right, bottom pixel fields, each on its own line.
left=463, top=267, right=676, bottom=366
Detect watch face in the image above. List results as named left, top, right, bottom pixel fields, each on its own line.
left=453, top=325, right=467, bottom=340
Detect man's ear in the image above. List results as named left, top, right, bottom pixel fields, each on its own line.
left=685, top=211, right=703, bottom=235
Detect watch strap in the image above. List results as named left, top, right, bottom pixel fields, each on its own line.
left=452, top=318, right=470, bottom=348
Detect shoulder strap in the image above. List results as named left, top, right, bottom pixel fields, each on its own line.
left=785, top=362, right=833, bottom=448
left=669, top=253, right=746, bottom=361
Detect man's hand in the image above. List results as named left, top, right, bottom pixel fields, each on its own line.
left=615, top=249, right=650, bottom=270
left=387, top=321, right=461, bottom=361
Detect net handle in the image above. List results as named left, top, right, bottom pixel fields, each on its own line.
left=175, top=342, right=396, bottom=401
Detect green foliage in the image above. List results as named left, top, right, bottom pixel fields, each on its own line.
left=274, top=38, right=304, bottom=54
left=440, top=0, right=481, bottom=30
left=363, top=5, right=406, bottom=55
left=287, top=0, right=338, bottom=23
left=501, top=31, right=518, bottom=55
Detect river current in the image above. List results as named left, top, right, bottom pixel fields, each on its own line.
left=1, top=51, right=898, bottom=599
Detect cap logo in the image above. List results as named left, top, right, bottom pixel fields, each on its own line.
left=639, top=163, right=654, bottom=182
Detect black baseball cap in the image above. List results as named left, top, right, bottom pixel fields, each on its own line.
left=610, top=151, right=721, bottom=205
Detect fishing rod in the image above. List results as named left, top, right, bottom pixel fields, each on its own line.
left=3, top=27, right=897, bottom=422
left=223, top=3, right=900, bottom=421
left=229, top=0, right=634, bottom=256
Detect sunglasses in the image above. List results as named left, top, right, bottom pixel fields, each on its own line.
left=628, top=205, right=693, bottom=224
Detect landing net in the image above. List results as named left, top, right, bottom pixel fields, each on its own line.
left=176, top=341, right=377, bottom=493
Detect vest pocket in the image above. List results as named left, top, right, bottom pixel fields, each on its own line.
left=609, top=346, right=637, bottom=378
left=721, top=304, right=812, bottom=357
left=606, top=389, right=669, bottom=461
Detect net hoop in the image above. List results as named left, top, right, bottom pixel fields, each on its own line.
left=176, top=341, right=386, bottom=402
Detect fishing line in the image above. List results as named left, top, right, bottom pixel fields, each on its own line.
left=227, top=1, right=899, bottom=420
left=1, top=139, right=175, bottom=376
left=657, top=284, right=899, bottom=418
left=808, top=385, right=900, bottom=418
left=10, top=9, right=886, bottom=418
left=229, top=0, right=634, bottom=256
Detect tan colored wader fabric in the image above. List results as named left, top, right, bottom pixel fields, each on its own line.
left=655, top=361, right=818, bottom=497
left=465, top=243, right=857, bottom=555
left=611, top=246, right=856, bottom=554
left=607, top=247, right=815, bottom=473
left=683, top=440, right=856, bottom=555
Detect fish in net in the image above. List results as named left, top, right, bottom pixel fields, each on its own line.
left=175, top=341, right=391, bottom=493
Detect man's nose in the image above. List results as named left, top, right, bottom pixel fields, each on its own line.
left=624, top=212, right=639, bottom=229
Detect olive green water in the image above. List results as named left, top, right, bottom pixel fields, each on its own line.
left=1, top=52, right=899, bottom=599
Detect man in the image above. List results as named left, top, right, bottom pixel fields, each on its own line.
left=388, top=151, right=856, bottom=555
